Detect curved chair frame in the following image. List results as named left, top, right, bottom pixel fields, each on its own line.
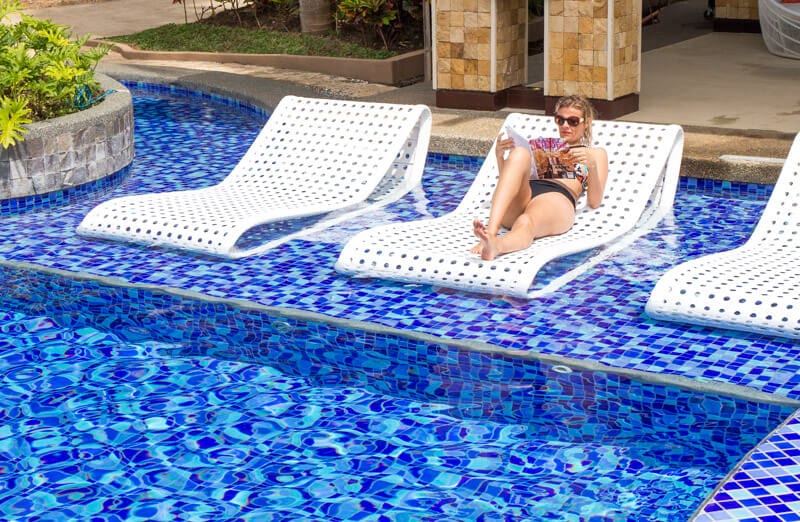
left=647, top=132, right=800, bottom=339
left=336, top=113, right=684, bottom=298
left=77, top=96, right=432, bottom=259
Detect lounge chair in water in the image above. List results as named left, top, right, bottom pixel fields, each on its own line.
left=646, top=132, right=800, bottom=340
left=335, top=114, right=684, bottom=298
left=77, top=96, right=432, bottom=258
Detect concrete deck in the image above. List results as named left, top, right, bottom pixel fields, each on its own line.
left=24, top=0, right=800, bottom=183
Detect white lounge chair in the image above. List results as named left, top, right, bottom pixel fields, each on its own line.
left=646, top=132, right=800, bottom=340
left=77, top=96, right=432, bottom=258
left=336, top=113, right=684, bottom=298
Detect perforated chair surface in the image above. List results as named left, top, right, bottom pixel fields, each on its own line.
left=77, top=96, right=432, bottom=258
left=646, top=132, right=800, bottom=340
left=336, top=114, right=684, bottom=298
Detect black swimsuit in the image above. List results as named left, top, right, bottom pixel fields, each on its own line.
left=529, top=179, right=577, bottom=207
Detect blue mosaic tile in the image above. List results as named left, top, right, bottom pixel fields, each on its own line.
left=1, top=83, right=800, bottom=519
left=696, top=413, right=800, bottom=521
left=1, top=99, right=795, bottom=397
left=678, top=176, right=774, bottom=201
left=0, top=264, right=796, bottom=521
left=0, top=165, right=132, bottom=216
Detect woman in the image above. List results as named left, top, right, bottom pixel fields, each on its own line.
left=471, top=95, right=609, bottom=261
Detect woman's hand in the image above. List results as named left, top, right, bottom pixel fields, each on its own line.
left=567, top=146, right=590, bottom=167
left=579, top=147, right=609, bottom=209
left=494, top=134, right=516, bottom=165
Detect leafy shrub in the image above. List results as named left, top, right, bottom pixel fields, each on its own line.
left=0, top=0, right=109, bottom=148
left=336, top=0, right=397, bottom=49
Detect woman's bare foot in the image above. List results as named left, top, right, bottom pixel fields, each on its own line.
left=472, top=219, right=500, bottom=260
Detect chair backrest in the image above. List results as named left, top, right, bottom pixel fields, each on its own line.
left=750, top=132, right=800, bottom=245
left=220, top=96, right=430, bottom=205
left=456, top=113, right=684, bottom=235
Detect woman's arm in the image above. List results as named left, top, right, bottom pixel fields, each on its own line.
left=494, top=134, right=516, bottom=170
left=571, top=146, right=608, bottom=208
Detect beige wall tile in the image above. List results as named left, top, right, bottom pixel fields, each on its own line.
left=463, top=12, right=477, bottom=27
left=549, top=61, right=564, bottom=80
left=592, top=65, right=607, bottom=83
left=564, top=63, right=579, bottom=81
left=564, top=15, right=579, bottom=33
left=464, top=74, right=478, bottom=90
left=594, top=50, right=607, bottom=66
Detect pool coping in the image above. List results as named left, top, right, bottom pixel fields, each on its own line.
left=6, top=255, right=799, bottom=410
left=95, top=62, right=794, bottom=186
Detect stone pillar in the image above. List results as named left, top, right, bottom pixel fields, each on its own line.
left=544, top=0, right=640, bottom=118
left=714, top=0, right=761, bottom=32
left=432, top=0, right=528, bottom=110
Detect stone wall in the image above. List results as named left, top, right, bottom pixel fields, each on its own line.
left=434, top=0, right=526, bottom=92
left=716, top=0, right=759, bottom=20
left=546, top=0, right=640, bottom=101
left=0, top=74, right=134, bottom=201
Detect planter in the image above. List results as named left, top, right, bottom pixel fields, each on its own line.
left=97, top=41, right=426, bottom=87
left=0, top=74, right=134, bottom=203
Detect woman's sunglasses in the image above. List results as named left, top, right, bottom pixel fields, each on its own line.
left=554, top=115, right=584, bottom=127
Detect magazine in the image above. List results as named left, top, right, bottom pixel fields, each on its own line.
left=504, top=126, right=583, bottom=180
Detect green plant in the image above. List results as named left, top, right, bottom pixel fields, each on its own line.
left=265, top=0, right=299, bottom=30
left=112, top=22, right=394, bottom=58
left=0, top=0, right=110, bottom=148
left=336, top=0, right=397, bottom=50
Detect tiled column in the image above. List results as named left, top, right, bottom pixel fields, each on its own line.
left=432, top=0, right=528, bottom=110
left=714, top=0, right=761, bottom=32
left=544, top=0, right=640, bottom=118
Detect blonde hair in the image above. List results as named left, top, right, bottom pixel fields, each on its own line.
left=555, top=95, right=597, bottom=145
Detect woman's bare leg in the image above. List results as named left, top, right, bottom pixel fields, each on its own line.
left=470, top=148, right=532, bottom=254
left=474, top=192, right=575, bottom=260
left=485, top=147, right=533, bottom=233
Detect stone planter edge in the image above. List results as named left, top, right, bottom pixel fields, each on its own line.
left=91, top=40, right=426, bottom=87
left=0, top=74, right=134, bottom=201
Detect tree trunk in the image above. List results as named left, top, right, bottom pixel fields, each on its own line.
left=298, top=0, right=333, bottom=35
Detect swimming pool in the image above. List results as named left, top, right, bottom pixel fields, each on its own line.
left=0, top=263, right=796, bottom=520
left=2, top=84, right=799, bottom=401
left=1, top=83, right=799, bottom=519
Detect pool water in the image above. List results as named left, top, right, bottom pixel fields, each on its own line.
left=2, top=84, right=799, bottom=405
left=1, top=83, right=800, bottom=521
left=0, top=265, right=796, bottom=521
